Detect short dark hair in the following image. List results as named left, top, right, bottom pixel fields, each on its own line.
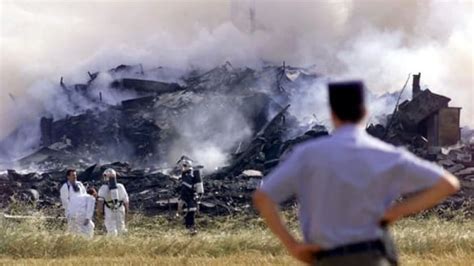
left=87, top=187, right=97, bottom=197
left=66, top=168, right=76, bottom=177
left=328, top=80, right=366, bottom=122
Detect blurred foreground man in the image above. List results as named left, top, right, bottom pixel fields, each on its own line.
left=97, top=168, right=129, bottom=236
left=67, top=188, right=97, bottom=238
left=179, top=159, right=204, bottom=234
left=253, top=81, right=460, bottom=265
left=60, top=169, right=86, bottom=231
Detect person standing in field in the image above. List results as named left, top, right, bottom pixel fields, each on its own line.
left=178, top=159, right=204, bottom=235
left=67, top=187, right=97, bottom=238
left=253, top=80, right=460, bottom=265
left=97, top=168, right=129, bottom=236
left=60, top=168, right=86, bottom=232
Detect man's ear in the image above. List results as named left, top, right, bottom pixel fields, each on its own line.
left=331, top=112, right=341, bottom=127
left=359, top=106, right=368, bottom=124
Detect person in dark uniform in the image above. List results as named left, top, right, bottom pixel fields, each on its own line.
left=253, top=80, right=460, bottom=265
left=179, top=159, right=204, bottom=234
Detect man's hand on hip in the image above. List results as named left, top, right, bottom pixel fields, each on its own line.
left=287, top=242, right=321, bottom=264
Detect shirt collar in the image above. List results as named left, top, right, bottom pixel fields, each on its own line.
left=332, top=124, right=365, bottom=137
left=67, top=180, right=79, bottom=187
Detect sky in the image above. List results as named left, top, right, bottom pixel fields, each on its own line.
left=0, top=0, right=473, bottom=140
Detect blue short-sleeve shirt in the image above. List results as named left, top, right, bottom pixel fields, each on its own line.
left=260, top=124, right=444, bottom=248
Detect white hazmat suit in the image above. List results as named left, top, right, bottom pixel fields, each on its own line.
left=98, top=183, right=129, bottom=236
left=67, top=193, right=96, bottom=238
left=59, top=181, right=86, bottom=232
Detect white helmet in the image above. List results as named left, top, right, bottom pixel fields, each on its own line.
left=103, top=168, right=117, bottom=181
left=180, top=159, right=193, bottom=170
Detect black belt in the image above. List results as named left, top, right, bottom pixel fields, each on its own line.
left=104, top=200, right=123, bottom=210
left=315, top=239, right=385, bottom=260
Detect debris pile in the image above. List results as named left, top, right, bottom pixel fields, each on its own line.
left=431, top=143, right=474, bottom=213
left=2, top=142, right=472, bottom=217
left=0, top=63, right=329, bottom=215
left=0, top=160, right=288, bottom=215
left=0, top=65, right=472, bottom=216
left=3, top=63, right=324, bottom=169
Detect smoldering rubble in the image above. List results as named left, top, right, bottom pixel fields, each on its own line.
left=0, top=64, right=472, bottom=217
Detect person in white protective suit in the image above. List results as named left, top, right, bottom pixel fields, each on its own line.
left=97, top=168, right=129, bottom=236
left=67, top=188, right=97, bottom=238
left=59, top=168, right=86, bottom=232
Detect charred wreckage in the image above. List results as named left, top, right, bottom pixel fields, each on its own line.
left=0, top=64, right=473, bottom=217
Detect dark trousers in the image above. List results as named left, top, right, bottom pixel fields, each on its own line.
left=183, top=198, right=197, bottom=228
left=185, top=210, right=195, bottom=228
left=314, top=251, right=390, bottom=266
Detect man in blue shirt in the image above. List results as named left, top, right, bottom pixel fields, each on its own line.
left=253, top=81, right=460, bottom=265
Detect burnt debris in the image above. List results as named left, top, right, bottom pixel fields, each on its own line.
left=368, top=73, right=462, bottom=148
left=0, top=65, right=472, bottom=217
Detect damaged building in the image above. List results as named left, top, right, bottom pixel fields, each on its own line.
left=398, top=73, right=461, bottom=147
left=0, top=64, right=472, bottom=217
left=371, top=73, right=462, bottom=149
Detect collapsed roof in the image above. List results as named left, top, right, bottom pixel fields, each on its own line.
left=0, top=66, right=470, bottom=217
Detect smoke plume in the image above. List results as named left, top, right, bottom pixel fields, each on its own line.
left=1, top=0, right=472, bottom=155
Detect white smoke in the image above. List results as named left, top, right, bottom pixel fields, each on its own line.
left=1, top=0, right=472, bottom=142
left=166, top=96, right=253, bottom=171
left=287, top=79, right=331, bottom=128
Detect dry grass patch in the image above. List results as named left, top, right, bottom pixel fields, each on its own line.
left=0, top=211, right=472, bottom=265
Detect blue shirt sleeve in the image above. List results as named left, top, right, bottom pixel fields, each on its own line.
left=396, top=149, right=444, bottom=194
left=260, top=146, right=305, bottom=204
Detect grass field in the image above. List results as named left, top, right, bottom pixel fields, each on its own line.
left=0, top=211, right=472, bottom=265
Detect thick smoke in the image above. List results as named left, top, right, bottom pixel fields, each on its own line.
left=1, top=1, right=472, bottom=152
left=166, top=95, right=253, bottom=171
